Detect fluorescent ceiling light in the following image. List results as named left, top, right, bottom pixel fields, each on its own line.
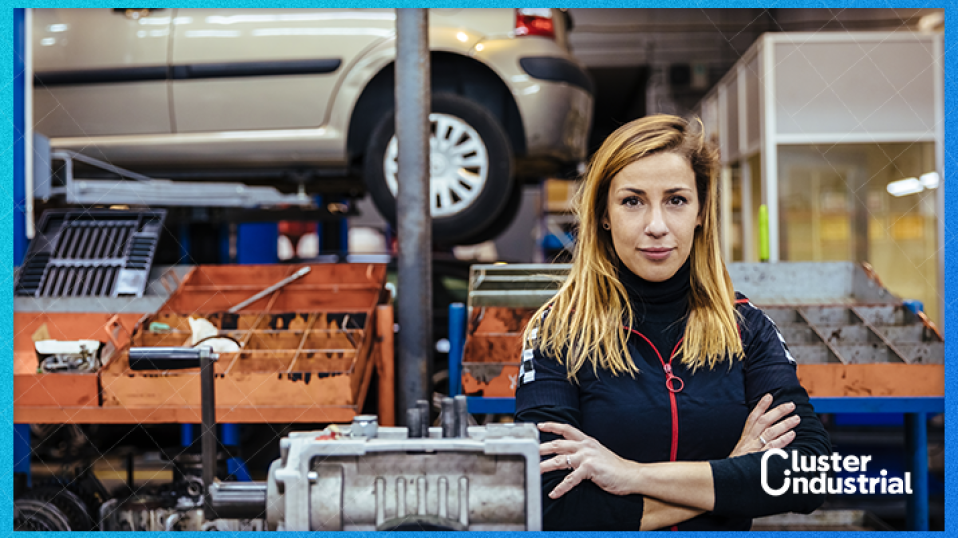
left=920, top=171, right=940, bottom=189
left=886, top=177, right=923, bottom=197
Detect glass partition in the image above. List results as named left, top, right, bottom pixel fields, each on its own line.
left=778, top=142, right=939, bottom=321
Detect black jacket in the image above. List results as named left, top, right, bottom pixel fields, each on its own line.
left=515, top=287, right=831, bottom=531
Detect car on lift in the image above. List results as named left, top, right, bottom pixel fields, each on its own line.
left=32, top=8, right=593, bottom=245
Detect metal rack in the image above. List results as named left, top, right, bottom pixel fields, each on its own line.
left=14, top=263, right=395, bottom=425
left=447, top=261, right=944, bottom=530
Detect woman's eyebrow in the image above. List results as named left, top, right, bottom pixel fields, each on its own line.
left=616, top=187, right=693, bottom=195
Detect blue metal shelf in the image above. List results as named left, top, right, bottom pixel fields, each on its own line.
left=447, top=302, right=941, bottom=530
left=458, top=395, right=944, bottom=417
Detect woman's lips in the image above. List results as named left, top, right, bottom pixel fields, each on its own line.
left=639, top=248, right=674, bottom=261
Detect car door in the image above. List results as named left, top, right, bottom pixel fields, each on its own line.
left=32, top=9, right=173, bottom=137
left=169, top=8, right=395, bottom=133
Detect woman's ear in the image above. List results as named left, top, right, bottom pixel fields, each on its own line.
left=601, top=214, right=611, bottom=231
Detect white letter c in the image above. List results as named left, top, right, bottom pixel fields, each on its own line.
left=761, top=448, right=790, bottom=496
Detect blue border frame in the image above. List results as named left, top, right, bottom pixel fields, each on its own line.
left=5, top=4, right=955, bottom=536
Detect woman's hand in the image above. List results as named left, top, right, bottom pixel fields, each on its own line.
left=538, top=422, right=640, bottom=499
left=729, top=393, right=800, bottom=458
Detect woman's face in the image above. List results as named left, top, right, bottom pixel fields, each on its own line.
left=603, top=152, right=701, bottom=282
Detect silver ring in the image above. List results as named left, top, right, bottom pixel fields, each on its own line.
left=566, top=455, right=573, bottom=470
left=759, top=435, right=768, bottom=446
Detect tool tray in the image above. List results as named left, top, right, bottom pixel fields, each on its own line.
left=100, top=264, right=389, bottom=421
left=460, top=262, right=943, bottom=399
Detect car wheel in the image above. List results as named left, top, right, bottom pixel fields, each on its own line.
left=462, top=173, right=524, bottom=244
left=365, top=93, right=515, bottom=245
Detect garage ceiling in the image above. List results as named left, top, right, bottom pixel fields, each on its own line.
left=567, top=8, right=943, bottom=148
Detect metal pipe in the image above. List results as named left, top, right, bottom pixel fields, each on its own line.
left=395, top=8, right=432, bottom=424
left=448, top=303, right=466, bottom=396
left=207, top=482, right=268, bottom=520
left=417, top=399, right=430, bottom=438
left=406, top=407, right=422, bottom=438
left=228, top=266, right=310, bottom=313
left=454, top=395, right=469, bottom=438
left=200, top=347, right=218, bottom=520
left=441, top=397, right=455, bottom=438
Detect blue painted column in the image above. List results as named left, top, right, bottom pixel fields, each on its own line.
left=13, top=8, right=27, bottom=264
left=180, top=424, right=194, bottom=447
left=178, top=223, right=192, bottom=264
left=224, top=221, right=277, bottom=480
left=905, top=412, right=929, bottom=530
left=448, top=303, right=466, bottom=396
left=221, top=424, right=251, bottom=481
left=14, top=425, right=31, bottom=488
left=236, top=223, right=278, bottom=264
left=340, top=201, right=350, bottom=257
left=13, top=8, right=31, bottom=488
left=315, top=195, right=324, bottom=256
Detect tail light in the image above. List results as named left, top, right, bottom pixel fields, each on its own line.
left=515, top=8, right=555, bottom=39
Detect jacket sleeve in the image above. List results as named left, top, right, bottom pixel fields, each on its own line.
left=708, top=301, right=832, bottom=518
left=514, top=342, right=646, bottom=531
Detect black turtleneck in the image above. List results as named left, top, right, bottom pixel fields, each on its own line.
left=617, top=257, right=691, bottom=363
left=516, top=253, right=831, bottom=531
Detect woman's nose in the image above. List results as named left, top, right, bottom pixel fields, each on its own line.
left=644, top=207, right=669, bottom=237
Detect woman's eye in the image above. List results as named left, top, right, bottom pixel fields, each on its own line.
left=669, top=196, right=688, bottom=206
left=623, top=196, right=640, bottom=207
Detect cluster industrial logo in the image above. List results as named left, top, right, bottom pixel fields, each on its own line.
left=761, top=450, right=913, bottom=496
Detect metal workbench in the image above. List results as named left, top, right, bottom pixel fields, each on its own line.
left=447, top=261, right=944, bottom=531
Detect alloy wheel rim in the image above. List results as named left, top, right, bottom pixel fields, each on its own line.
left=384, top=112, right=489, bottom=218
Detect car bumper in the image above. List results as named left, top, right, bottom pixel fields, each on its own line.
left=472, top=38, right=593, bottom=164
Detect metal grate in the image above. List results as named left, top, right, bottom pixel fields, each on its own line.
left=15, top=209, right=166, bottom=298
left=464, top=262, right=943, bottom=365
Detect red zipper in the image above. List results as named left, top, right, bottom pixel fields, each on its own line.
left=626, top=327, right=684, bottom=531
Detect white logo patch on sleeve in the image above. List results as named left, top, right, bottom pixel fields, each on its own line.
left=771, top=323, right=797, bottom=364
left=520, top=347, right=536, bottom=384
left=760, top=311, right=797, bottom=364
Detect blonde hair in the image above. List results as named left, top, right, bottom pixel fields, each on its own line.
left=523, top=114, right=742, bottom=378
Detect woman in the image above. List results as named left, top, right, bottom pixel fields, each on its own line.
left=514, top=115, right=831, bottom=530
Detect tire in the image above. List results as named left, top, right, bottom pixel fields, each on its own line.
left=21, top=487, right=95, bottom=531
left=365, top=93, right=515, bottom=246
left=463, top=174, right=524, bottom=244
left=14, top=498, right=72, bottom=531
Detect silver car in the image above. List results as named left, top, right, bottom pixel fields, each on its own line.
left=33, top=8, right=593, bottom=244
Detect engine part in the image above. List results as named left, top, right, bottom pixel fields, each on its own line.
left=350, top=415, right=379, bottom=438
left=35, top=339, right=101, bottom=372
left=30, top=466, right=112, bottom=530
left=20, top=486, right=95, bottom=531
left=264, top=420, right=541, bottom=531
left=14, top=498, right=72, bottom=531
left=406, top=407, right=423, bottom=438
left=417, top=399, right=431, bottom=437
left=100, top=496, right=204, bottom=531
left=99, top=495, right=263, bottom=531
left=207, top=483, right=269, bottom=520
